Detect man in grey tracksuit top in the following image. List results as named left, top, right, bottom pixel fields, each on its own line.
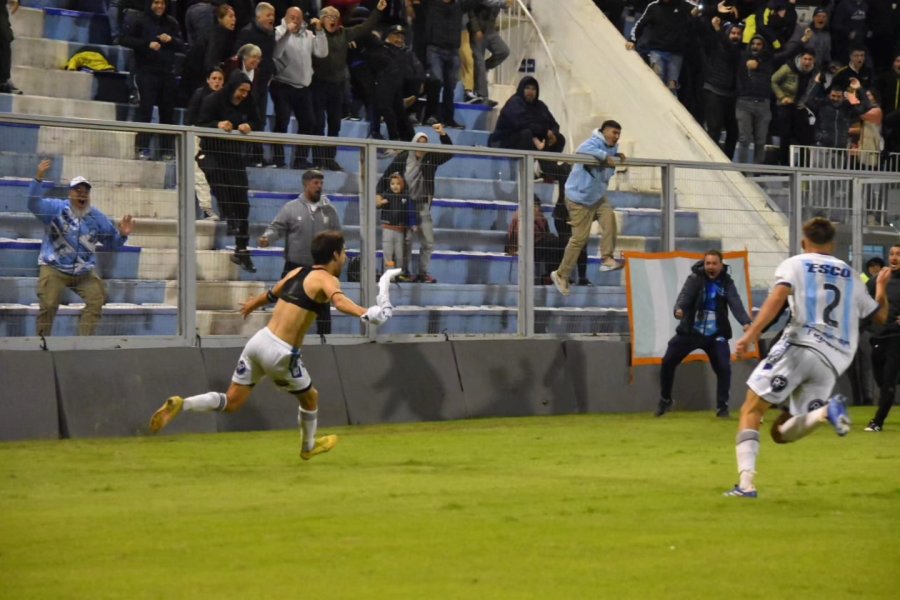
left=258, top=169, right=341, bottom=274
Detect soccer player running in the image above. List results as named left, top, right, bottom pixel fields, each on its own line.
left=149, top=231, right=400, bottom=460
left=726, top=218, right=891, bottom=498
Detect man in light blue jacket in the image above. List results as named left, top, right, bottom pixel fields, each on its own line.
left=550, top=120, right=625, bottom=296
left=29, top=159, right=134, bottom=335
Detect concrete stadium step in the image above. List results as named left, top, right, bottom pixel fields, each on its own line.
left=337, top=120, right=492, bottom=147
left=0, top=303, right=177, bottom=336
left=194, top=280, right=627, bottom=311
left=11, top=35, right=133, bottom=72
left=0, top=91, right=117, bottom=120
left=11, top=65, right=93, bottom=101
left=10, top=7, right=44, bottom=39
left=0, top=238, right=141, bottom=279
left=0, top=276, right=171, bottom=305
left=195, top=305, right=628, bottom=336
left=0, top=152, right=170, bottom=189
left=335, top=148, right=519, bottom=181
left=0, top=123, right=137, bottom=160
left=0, top=178, right=177, bottom=219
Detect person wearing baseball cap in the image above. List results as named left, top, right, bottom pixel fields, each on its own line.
left=28, top=159, right=134, bottom=336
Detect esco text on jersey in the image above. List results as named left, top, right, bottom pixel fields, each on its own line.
left=804, top=263, right=851, bottom=278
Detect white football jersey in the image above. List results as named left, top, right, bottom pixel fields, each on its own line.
left=774, top=253, right=879, bottom=374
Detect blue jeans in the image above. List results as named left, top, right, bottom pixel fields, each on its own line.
left=426, top=45, right=460, bottom=123
left=472, top=31, right=509, bottom=98
left=648, top=50, right=683, bottom=89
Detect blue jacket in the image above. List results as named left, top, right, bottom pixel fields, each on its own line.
left=28, top=180, right=128, bottom=275
left=564, top=129, right=619, bottom=206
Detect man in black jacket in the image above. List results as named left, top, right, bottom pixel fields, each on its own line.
left=735, top=34, right=774, bottom=164
left=626, top=0, right=695, bottom=93
left=422, top=0, right=479, bottom=128
left=234, top=2, right=276, bottom=165
left=366, top=24, right=425, bottom=142
left=375, top=123, right=453, bottom=283
left=656, top=250, right=752, bottom=418
left=865, top=243, right=900, bottom=432
left=703, top=18, right=743, bottom=159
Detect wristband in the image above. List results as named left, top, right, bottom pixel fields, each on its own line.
left=266, top=289, right=277, bottom=303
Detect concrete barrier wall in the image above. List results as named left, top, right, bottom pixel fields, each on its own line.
left=0, top=340, right=860, bottom=441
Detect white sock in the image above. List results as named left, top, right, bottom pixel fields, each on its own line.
left=183, top=392, right=227, bottom=412
left=736, top=429, right=760, bottom=490
left=777, top=406, right=828, bottom=442
left=299, top=407, right=318, bottom=451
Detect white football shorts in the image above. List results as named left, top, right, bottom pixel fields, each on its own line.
left=232, top=327, right=313, bottom=393
left=747, top=339, right=836, bottom=415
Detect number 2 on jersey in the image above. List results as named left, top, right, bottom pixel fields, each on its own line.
left=822, top=283, right=841, bottom=327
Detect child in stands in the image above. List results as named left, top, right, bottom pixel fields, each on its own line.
left=376, top=172, right=417, bottom=282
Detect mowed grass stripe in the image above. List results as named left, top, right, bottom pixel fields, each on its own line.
left=1, top=411, right=898, bottom=599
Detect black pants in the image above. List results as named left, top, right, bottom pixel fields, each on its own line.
left=312, top=78, right=345, bottom=164
left=704, top=90, right=738, bottom=160
left=199, top=146, right=250, bottom=251
left=0, top=5, right=12, bottom=83
left=283, top=261, right=331, bottom=336
left=660, top=333, right=732, bottom=410
left=374, top=77, right=413, bottom=141
left=775, top=104, right=813, bottom=166
left=871, top=335, right=900, bottom=427
left=270, top=80, right=315, bottom=167
left=134, top=70, right=177, bottom=156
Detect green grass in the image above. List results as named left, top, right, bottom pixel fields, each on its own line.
left=1, top=409, right=899, bottom=599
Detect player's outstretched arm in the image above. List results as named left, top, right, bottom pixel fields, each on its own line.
left=736, top=284, right=791, bottom=356
left=239, top=267, right=302, bottom=319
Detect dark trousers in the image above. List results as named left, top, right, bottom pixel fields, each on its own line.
left=704, top=90, right=738, bottom=160
left=660, top=333, right=732, bottom=409
left=425, top=45, right=460, bottom=123
left=374, top=77, right=413, bottom=141
left=134, top=70, right=177, bottom=156
left=270, top=80, right=314, bottom=167
left=775, top=104, right=814, bottom=166
left=871, top=336, right=900, bottom=426
left=312, top=78, right=345, bottom=163
left=199, top=149, right=250, bottom=250
left=283, top=260, right=331, bottom=336
left=0, top=6, right=12, bottom=83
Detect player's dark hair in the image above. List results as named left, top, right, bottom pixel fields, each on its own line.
left=704, top=249, right=724, bottom=262
left=311, top=230, right=345, bottom=264
left=803, top=217, right=836, bottom=245
left=600, top=119, right=622, bottom=131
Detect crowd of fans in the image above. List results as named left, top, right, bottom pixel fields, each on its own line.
left=610, top=0, right=900, bottom=165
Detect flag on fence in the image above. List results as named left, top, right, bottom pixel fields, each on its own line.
left=624, top=251, right=758, bottom=366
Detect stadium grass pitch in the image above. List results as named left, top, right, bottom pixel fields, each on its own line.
left=1, top=409, right=898, bottom=599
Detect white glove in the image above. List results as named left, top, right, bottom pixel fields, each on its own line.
left=361, top=303, right=393, bottom=325
left=377, top=268, right=403, bottom=307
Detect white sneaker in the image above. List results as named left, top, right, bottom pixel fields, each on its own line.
left=598, top=257, right=624, bottom=272
left=550, top=270, right=569, bottom=296
left=201, top=208, right=220, bottom=221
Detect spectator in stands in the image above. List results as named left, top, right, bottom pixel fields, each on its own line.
left=771, top=47, right=818, bottom=165
left=550, top=120, right=626, bottom=297
left=864, top=243, right=900, bottom=432
left=366, top=24, right=425, bottom=142
left=876, top=52, right=900, bottom=156
left=803, top=73, right=870, bottom=150
left=312, top=0, right=387, bottom=169
left=655, top=250, right=752, bottom=418
left=186, top=67, right=226, bottom=221
left=196, top=71, right=260, bottom=273
left=488, top=76, right=566, bottom=179
left=850, top=87, right=883, bottom=167
left=180, top=4, right=237, bottom=105
left=120, top=0, right=186, bottom=161
left=552, top=193, right=591, bottom=287
left=831, top=45, right=874, bottom=91
left=108, top=0, right=145, bottom=45
left=235, top=2, right=277, bottom=167
left=703, top=18, right=744, bottom=159
left=423, top=0, right=477, bottom=128
left=184, top=0, right=217, bottom=46
left=745, top=0, right=796, bottom=66
left=787, top=7, right=832, bottom=72
left=376, top=173, right=417, bottom=280
left=735, top=34, right=774, bottom=164
left=376, top=123, right=454, bottom=283
left=506, top=197, right=561, bottom=286
left=467, top=0, right=510, bottom=107
left=271, top=6, right=327, bottom=169
left=830, top=0, right=868, bottom=67
left=230, top=0, right=253, bottom=31
left=345, top=7, right=382, bottom=126
left=626, top=0, right=695, bottom=93
left=28, top=159, right=134, bottom=336
left=258, top=169, right=342, bottom=335
left=0, top=0, right=21, bottom=94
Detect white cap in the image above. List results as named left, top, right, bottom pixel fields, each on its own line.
left=69, top=176, right=92, bottom=189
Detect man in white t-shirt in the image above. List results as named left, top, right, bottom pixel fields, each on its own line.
left=725, top=217, right=891, bottom=498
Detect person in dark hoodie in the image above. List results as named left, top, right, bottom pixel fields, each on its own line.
left=196, top=71, right=260, bottom=273
left=120, top=0, right=186, bottom=160
left=655, top=250, right=752, bottom=419
left=180, top=4, right=237, bottom=106
left=186, top=67, right=225, bottom=221
left=703, top=17, right=744, bottom=159
left=626, top=0, right=695, bottom=93
left=735, top=33, right=774, bottom=164
left=489, top=76, right=566, bottom=175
